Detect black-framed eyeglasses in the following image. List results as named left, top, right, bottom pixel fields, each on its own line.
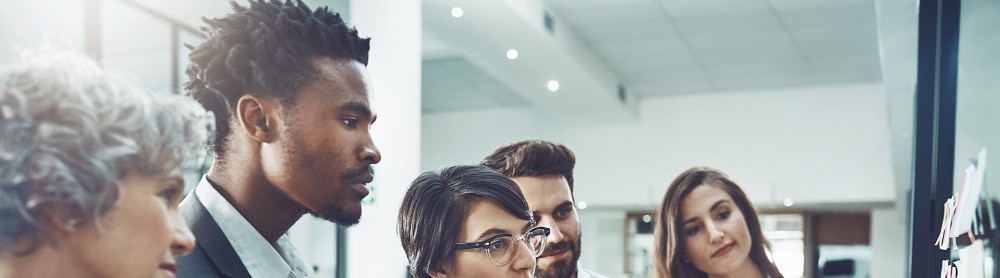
left=454, top=226, right=550, bottom=265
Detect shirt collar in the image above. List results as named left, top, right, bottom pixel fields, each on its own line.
left=195, top=176, right=313, bottom=277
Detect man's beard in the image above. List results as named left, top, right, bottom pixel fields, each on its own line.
left=536, top=231, right=583, bottom=278
left=307, top=165, right=371, bottom=227
left=311, top=204, right=361, bottom=226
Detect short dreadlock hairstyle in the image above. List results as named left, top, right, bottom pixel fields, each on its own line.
left=185, top=0, right=371, bottom=158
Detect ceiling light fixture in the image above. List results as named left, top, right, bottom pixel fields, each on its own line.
left=451, top=7, right=463, bottom=18
left=547, top=80, right=559, bottom=92
left=506, top=49, right=519, bottom=60
left=783, top=198, right=794, bottom=207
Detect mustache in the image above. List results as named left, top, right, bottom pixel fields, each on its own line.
left=342, top=164, right=375, bottom=180
left=542, top=240, right=575, bottom=256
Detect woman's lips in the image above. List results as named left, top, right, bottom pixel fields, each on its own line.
left=159, top=263, right=177, bottom=278
left=711, top=242, right=735, bottom=258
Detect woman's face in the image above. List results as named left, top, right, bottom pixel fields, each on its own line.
left=678, top=184, right=756, bottom=276
left=435, top=200, right=537, bottom=278
left=64, top=168, right=195, bottom=278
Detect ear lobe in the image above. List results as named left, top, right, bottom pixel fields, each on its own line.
left=429, top=261, right=452, bottom=278
left=236, top=95, right=279, bottom=143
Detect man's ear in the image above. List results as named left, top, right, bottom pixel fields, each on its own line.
left=235, top=95, right=281, bottom=143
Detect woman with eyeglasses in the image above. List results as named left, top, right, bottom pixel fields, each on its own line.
left=398, top=165, right=550, bottom=278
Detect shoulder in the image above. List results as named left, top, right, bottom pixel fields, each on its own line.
left=177, top=244, right=227, bottom=277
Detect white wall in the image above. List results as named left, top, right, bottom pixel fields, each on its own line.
left=870, top=208, right=906, bottom=278
left=579, top=210, right=628, bottom=277
left=347, top=0, right=422, bottom=277
left=0, top=0, right=85, bottom=63
left=422, top=82, right=897, bottom=209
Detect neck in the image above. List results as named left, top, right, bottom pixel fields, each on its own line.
left=207, top=153, right=304, bottom=244
left=707, top=261, right=764, bottom=278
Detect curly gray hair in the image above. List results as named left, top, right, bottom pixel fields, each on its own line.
left=0, top=52, right=210, bottom=254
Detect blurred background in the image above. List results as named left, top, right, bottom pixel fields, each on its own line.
left=1, top=0, right=997, bottom=277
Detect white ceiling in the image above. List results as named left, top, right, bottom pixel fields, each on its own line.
left=422, top=0, right=883, bottom=113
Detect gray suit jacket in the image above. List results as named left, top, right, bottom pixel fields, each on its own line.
left=177, top=192, right=252, bottom=278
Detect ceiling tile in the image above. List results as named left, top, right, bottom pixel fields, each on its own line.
left=798, top=40, right=879, bottom=60
left=582, top=21, right=681, bottom=43
left=546, top=0, right=650, bottom=10
left=767, top=0, right=873, bottom=11
left=778, top=4, right=876, bottom=28
left=658, top=0, right=771, bottom=17
left=788, top=23, right=877, bottom=43
left=674, top=11, right=783, bottom=37
left=694, top=44, right=804, bottom=67
left=555, top=2, right=666, bottom=28
left=486, top=0, right=885, bottom=99
left=686, top=29, right=795, bottom=50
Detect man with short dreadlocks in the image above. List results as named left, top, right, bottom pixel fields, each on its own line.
left=177, top=1, right=381, bottom=277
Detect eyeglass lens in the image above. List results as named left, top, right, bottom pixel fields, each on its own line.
left=484, top=229, right=548, bottom=265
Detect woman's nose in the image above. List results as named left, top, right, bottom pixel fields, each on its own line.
left=170, top=212, right=196, bottom=256
left=706, top=222, right=724, bottom=244
left=510, top=239, right=537, bottom=273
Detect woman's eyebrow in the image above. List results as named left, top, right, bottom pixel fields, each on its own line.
left=475, top=227, right=511, bottom=241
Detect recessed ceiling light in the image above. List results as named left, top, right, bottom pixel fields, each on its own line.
left=783, top=198, right=794, bottom=207
left=547, top=80, right=559, bottom=92
left=576, top=201, right=588, bottom=209
left=506, top=49, right=519, bottom=60
left=451, top=7, right=463, bottom=18
left=642, top=214, right=652, bottom=223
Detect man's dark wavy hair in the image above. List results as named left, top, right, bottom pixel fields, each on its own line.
left=184, top=0, right=370, bottom=158
left=481, top=140, right=577, bottom=195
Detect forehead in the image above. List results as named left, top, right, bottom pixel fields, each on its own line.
left=680, top=185, right=734, bottom=218
left=510, top=175, right=572, bottom=211
left=459, top=199, right=528, bottom=241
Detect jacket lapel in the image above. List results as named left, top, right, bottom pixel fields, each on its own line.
left=182, top=192, right=253, bottom=278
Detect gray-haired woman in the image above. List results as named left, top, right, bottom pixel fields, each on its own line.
left=0, top=52, right=210, bottom=277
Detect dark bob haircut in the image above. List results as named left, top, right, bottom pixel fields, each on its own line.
left=185, top=0, right=370, bottom=159
left=481, top=140, right=577, bottom=194
left=397, top=165, right=533, bottom=278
